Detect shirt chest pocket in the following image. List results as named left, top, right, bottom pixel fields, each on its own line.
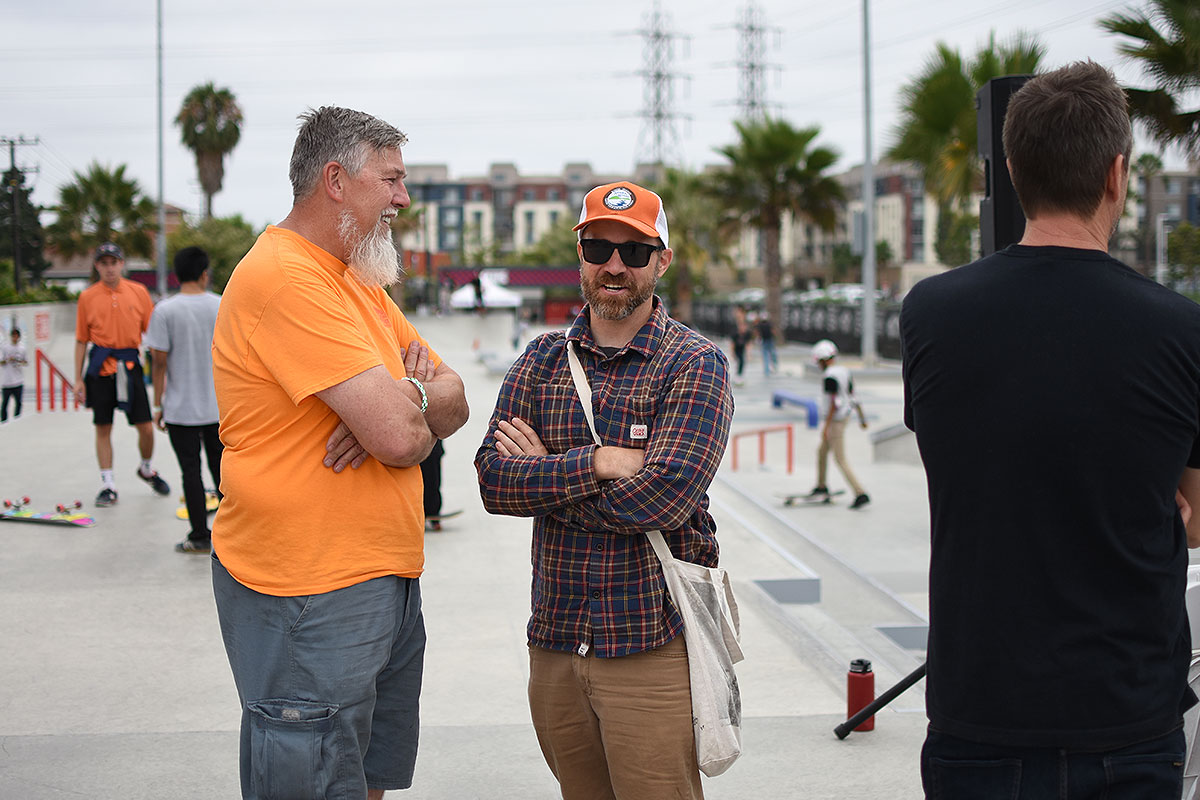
left=597, top=392, right=657, bottom=447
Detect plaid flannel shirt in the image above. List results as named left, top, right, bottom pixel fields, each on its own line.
left=475, top=299, right=733, bottom=658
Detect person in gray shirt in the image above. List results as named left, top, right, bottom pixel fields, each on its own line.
left=144, top=246, right=223, bottom=554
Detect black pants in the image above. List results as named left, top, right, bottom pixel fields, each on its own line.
left=1, top=385, right=21, bottom=421
left=167, top=423, right=223, bottom=541
left=420, top=439, right=444, bottom=518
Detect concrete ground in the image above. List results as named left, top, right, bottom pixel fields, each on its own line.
left=0, top=310, right=931, bottom=799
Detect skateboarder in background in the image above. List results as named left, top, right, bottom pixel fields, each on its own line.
left=145, top=246, right=223, bottom=554
left=1, top=327, right=28, bottom=422
left=804, top=339, right=869, bottom=509
left=73, top=242, right=170, bottom=506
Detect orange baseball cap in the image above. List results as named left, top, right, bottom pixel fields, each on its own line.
left=573, top=182, right=669, bottom=248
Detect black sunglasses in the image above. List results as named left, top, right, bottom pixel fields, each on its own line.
left=579, top=238, right=664, bottom=269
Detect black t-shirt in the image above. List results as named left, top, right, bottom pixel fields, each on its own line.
left=901, top=245, right=1200, bottom=749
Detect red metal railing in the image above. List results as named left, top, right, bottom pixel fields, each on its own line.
left=35, top=349, right=80, bottom=412
left=730, top=424, right=794, bottom=474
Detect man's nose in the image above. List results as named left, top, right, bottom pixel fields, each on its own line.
left=393, top=182, right=411, bottom=209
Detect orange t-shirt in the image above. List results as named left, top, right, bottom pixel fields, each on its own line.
left=75, top=278, right=155, bottom=376
left=211, top=226, right=441, bottom=596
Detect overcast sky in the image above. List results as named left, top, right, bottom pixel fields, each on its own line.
left=4, top=0, right=1182, bottom=230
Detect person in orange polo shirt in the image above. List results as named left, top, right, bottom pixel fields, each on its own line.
left=210, top=106, right=468, bottom=800
left=73, top=242, right=171, bottom=507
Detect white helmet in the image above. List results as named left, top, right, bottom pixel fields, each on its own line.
left=812, top=339, right=838, bottom=363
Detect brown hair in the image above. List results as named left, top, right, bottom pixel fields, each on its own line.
left=1002, top=61, right=1131, bottom=220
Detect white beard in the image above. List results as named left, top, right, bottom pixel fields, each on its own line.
left=338, top=210, right=401, bottom=287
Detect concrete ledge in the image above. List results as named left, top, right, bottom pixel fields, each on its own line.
left=756, top=577, right=822, bottom=605
left=871, top=422, right=922, bottom=467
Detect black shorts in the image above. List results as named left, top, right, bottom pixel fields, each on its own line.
left=85, top=365, right=152, bottom=426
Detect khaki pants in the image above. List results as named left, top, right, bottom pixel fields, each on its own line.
left=818, top=418, right=865, bottom=496
left=528, top=636, right=703, bottom=800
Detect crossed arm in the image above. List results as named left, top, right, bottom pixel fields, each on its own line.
left=319, top=340, right=468, bottom=471
left=477, top=349, right=732, bottom=533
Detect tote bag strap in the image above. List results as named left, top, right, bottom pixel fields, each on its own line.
left=565, top=342, right=670, bottom=559
left=566, top=341, right=601, bottom=445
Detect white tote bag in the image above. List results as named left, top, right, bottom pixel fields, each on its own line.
left=566, top=343, right=744, bottom=777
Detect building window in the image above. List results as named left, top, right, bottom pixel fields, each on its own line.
left=523, top=189, right=536, bottom=201
left=470, top=188, right=485, bottom=201
left=1167, top=202, right=1183, bottom=219
left=1167, top=178, right=1182, bottom=196
left=525, top=210, right=536, bottom=244
left=548, top=188, right=561, bottom=201
left=443, top=188, right=460, bottom=204
left=442, top=230, right=459, bottom=249
left=549, top=210, right=560, bottom=227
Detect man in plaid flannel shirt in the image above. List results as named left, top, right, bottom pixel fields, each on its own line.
left=475, top=181, right=733, bottom=800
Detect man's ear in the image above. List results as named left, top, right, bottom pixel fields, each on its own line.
left=1106, top=153, right=1127, bottom=202
left=322, top=161, right=346, bottom=202
left=656, top=247, right=673, bottom=278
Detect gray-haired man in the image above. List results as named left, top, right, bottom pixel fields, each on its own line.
left=211, top=106, right=468, bottom=799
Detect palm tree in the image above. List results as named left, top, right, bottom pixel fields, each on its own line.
left=44, top=162, right=157, bottom=259
left=175, top=83, right=244, bottom=219
left=1100, top=1, right=1200, bottom=158
left=1134, top=152, right=1164, bottom=269
left=651, top=167, right=739, bottom=326
left=713, top=117, right=843, bottom=337
left=888, top=32, right=1043, bottom=264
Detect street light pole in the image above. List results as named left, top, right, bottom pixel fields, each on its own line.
left=1156, top=212, right=1169, bottom=285
left=155, top=0, right=168, bottom=297
left=859, top=0, right=876, bottom=366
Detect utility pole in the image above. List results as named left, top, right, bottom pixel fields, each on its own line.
left=732, top=3, right=780, bottom=121
left=635, top=2, right=689, bottom=179
left=2, top=135, right=40, bottom=295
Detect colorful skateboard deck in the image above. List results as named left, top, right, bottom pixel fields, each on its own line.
left=2, top=498, right=96, bottom=528
left=176, top=490, right=220, bottom=521
left=778, top=490, right=846, bottom=506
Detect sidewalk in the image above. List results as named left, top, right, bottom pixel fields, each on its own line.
left=0, top=312, right=928, bottom=799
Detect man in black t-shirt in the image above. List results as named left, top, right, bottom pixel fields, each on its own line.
left=902, top=62, right=1200, bottom=798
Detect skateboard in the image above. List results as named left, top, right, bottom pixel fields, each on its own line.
left=426, top=509, right=463, bottom=531
left=176, top=490, right=220, bottom=521
left=778, top=490, right=846, bottom=507
left=2, top=497, right=96, bottom=528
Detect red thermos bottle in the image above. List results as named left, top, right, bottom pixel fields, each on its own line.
left=847, top=658, right=875, bottom=732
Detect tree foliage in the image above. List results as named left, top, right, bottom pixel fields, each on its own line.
left=888, top=32, right=1044, bottom=210
left=0, top=167, right=51, bottom=286
left=503, top=217, right=580, bottom=267
left=45, top=163, right=157, bottom=259
left=712, top=116, right=844, bottom=338
left=167, top=215, right=259, bottom=293
left=176, top=82, right=244, bottom=219
left=1168, top=221, right=1200, bottom=292
left=935, top=205, right=978, bottom=267
left=650, top=167, right=739, bottom=325
left=1100, top=0, right=1200, bottom=158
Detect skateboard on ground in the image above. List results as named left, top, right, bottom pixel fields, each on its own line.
left=778, top=490, right=846, bottom=507
left=426, top=509, right=463, bottom=531
left=2, top=497, right=96, bottom=528
left=176, top=490, right=220, bottom=521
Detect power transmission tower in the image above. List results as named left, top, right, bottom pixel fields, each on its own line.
left=2, top=136, right=40, bottom=295
left=732, top=3, right=780, bottom=121
left=635, top=2, right=689, bottom=176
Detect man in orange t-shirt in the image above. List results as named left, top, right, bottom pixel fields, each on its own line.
left=210, top=106, right=468, bottom=800
left=73, top=242, right=171, bottom=507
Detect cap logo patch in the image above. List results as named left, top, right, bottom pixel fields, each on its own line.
left=603, top=187, right=636, bottom=211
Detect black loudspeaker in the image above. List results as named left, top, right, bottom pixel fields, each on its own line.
left=977, top=75, right=1032, bottom=256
